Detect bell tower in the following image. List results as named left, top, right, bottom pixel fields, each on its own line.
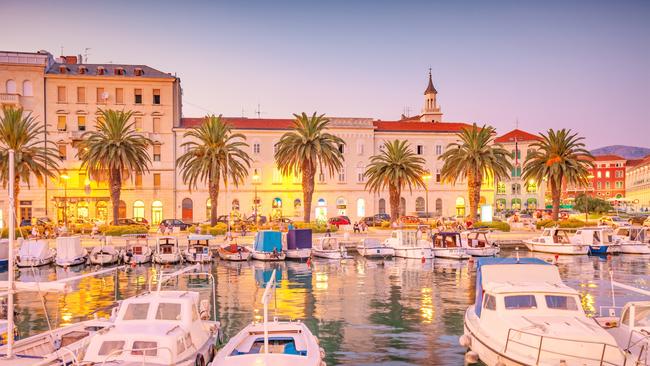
left=420, top=69, right=443, bottom=122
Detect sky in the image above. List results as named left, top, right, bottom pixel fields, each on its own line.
left=3, top=0, right=649, bottom=148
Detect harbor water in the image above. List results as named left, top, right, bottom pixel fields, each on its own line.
left=3, top=248, right=649, bottom=365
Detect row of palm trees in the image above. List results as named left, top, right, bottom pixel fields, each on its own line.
left=0, top=105, right=594, bottom=227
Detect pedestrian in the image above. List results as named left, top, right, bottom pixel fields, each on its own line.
left=91, top=222, right=99, bottom=238
left=287, top=222, right=294, bottom=231
left=325, top=225, right=332, bottom=237
left=241, top=222, right=247, bottom=237
left=353, top=222, right=360, bottom=233
left=195, top=225, right=201, bottom=234
left=360, top=221, right=367, bottom=232
left=31, top=226, right=39, bottom=238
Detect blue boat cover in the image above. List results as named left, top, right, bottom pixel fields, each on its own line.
left=254, top=266, right=282, bottom=287
left=254, top=230, right=282, bottom=252
left=287, top=229, right=312, bottom=250
left=475, top=257, right=549, bottom=318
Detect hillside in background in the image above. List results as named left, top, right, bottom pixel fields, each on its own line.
left=591, top=145, right=650, bottom=159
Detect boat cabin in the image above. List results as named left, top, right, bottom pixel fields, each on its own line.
left=539, top=228, right=571, bottom=244
left=463, top=231, right=491, bottom=248
left=123, top=235, right=149, bottom=254
left=574, top=227, right=614, bottom=245
left=228, top=323, right=310, bottom=357
left=254, top=231, right=283, bottom=253
left=615, top=226, right=648, bottom=243
left=156, top=236, right=179, bottom=254
left=187, top=234, right=212, bottom=255
left=317, top=237, right=340, bottom=251
left=432, top=232, right=462, bottom=248
left=388, top=230, right=419, bottom=247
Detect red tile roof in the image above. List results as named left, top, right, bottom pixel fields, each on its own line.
left=373, top=121, right=470, bottom=132
left=494, top=129, right=541, bottom=143
left=593, top=154, right=626, bottom=161
left=181, top=117, right=295, bottom=130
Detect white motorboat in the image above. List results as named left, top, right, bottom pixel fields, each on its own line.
left=285, top=229, right=312, bottom=261
left=312, top=237, right=345, bottom=259
left=81, top=266, right=222, bottom=365
left=572, top=226, right=617, bottom=255
left=384, top=230, right=434, bottom=259
left=356, top=238, right=394, bottom=258
left=15, top=239, right=56, bottom=267
left=460, top=257, right=628, bottom=366
left=431, top=232, right=470, bottom=260
left=596, top=301, right=650, bottom=365
left=214, top=268, right=325, bottom=366
left=122, top=234, right=152, bottom=264
left=184, top=234, right=214, bottom=263
left=89, top=237, right=122, bottom=265
left=217, top=242, right=252, bottom=261
left=460, top=230, right=500, bottom=257
left=251, top=231, right=286, bottom=261
left=153, top=236, right=182, bottom=264
left=55, top=236, right=88, bottom=267
left=523, top=227, right=589, bottom=255
left=613, top=226, right=650, bottom=254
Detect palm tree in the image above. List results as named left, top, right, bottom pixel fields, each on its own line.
left=274, top=112, right=344, bottom=223
left=0, top=107, right=61, bottom=216
left=522, top=129, right=593, bottom=221
left=365, top=140, right=427, bottom=223
left=438, top=124, right=512, bottom=222
left=177, top=115, right=252, bottom=226
left=77, top=109, right=152, bottom=224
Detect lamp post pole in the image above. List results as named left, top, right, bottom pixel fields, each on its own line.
left=61, top=172, right=70, bottom=227
left=585, top=174, right=594, bottom=223
left=422, top=171, right=432, bottom=221
left=253, top=173, right=259, bottom=225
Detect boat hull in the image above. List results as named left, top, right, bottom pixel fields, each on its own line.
left=16, top=253, right=56, bottom=268
left=524, top=241, right=589, bottom=255
left=434, top=248, right=470, bottom=260
left=217, top=248, right=251, bottom=261
left=312, top=249, right=343, bottom=259
left=89, top=253, right=121, bottom=265
left=588, top=245, right=609, bottom=255
left=153, top=253, right=182, bottom=264
left=357, top=247, right=394, bottom=258
left=184, top=252, right=214, bottom=263
left=393, top=247, right=434, bottom=259
left=251, top=250, right=286, bottom=261
left=286, top=248, right=312, bottom=260
left=55, top=255, right=87, bottom=267
left=617, top=242, right=650, bottom=254
left=463, top=247, right=499, bottom=257
left=123, top=253, right=151, bottom=264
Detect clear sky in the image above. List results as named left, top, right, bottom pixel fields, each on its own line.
left=4, top=0, right=649, bottom=148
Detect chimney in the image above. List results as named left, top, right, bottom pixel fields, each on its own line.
left=62, top=55, right=78, bottom=64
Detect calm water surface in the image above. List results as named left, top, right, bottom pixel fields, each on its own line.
left=4, top=248, right=650, bottom=365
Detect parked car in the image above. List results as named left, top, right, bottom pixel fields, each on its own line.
left=373, top=213, right=391, bottom=222
left=110, top=218, right=146, bottom=226
left=133, top=217, right=150, bottom=229
left=362, top=216, right=385, bottom=227
left=398, top=215, right=421, bottom=225
left=272, top=217, right=293, bottom=224
left=598, top=216, right=631, bottom=228
left=328, top=216, right=351, bottom=227
left=35, top=217, right=53, bottom=226
left=643, top=217, right=650, bottom=227
left=159, top=219, right=190, bottom=231
left=245, top=214, right=267, bottom=224
left=628, top=215, right=648, bottom=225
left=19, top=218, right=32, bottom=227
left=214, top=215, right=242, bottom=225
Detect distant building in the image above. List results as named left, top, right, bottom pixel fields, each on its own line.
left=563, top=155, right=626, bottom=202
left=626, top=155, right=650, bottom=211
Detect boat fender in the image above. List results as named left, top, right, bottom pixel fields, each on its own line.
left=458, top=334, right=471, bottom=347
left=195, top=353, right=206, bottom=366
left=464, top=351, right=479, bottom=364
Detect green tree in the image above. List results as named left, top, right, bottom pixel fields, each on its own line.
left=0, top=107, right=61, bottom=215
left=77, top=109, right=152, bottom=224
left=574, top=193, right=612, bottom=214
left=522, top=129, right=593, bottom=220
left=274, top=112, right=344, bottom=222
left=365, top=140, right=426, bottom=223
left=438, top=124, right=512, bottom=222
left=177, top=115, right=252, bottom=226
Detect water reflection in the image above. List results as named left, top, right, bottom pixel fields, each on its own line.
left=4, top=249, right=650, bottom=365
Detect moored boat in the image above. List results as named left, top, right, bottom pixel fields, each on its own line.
left=431, top=232, right=470, bottom=259
left=613, top=226, right=650, bottom=254
left=153, top=236, right=182, bottom=264
left=356, top=238, right=394, bottom=259
left=460, top=257, right=628, bottom=365
left=55, top=236, right=88, bottom=267
left=89, top=237, right=122, bottom=265
left=251, top=231, right=286, bottom=261
left=217, top=241, right=252, bottom=261
left=122, top=234, right=152, bottom=264
left=384, top=230, right=434, bottom=259
left=285, top=229, right=312, bottom=261
left=460, top=230, right=500, bottom=257
left=312, top=236, right=345, bottom=259
left=15, top=239, right=56, bottom=267
left=523, top=227, right=589, bottom=255
left=184, top=234, right=214, bottom=263
left=572, top=226, right=617, bottom=255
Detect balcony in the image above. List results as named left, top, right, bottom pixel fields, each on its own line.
left=0, top=93, right=20, bottom=105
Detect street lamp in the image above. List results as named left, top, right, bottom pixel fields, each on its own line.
left=422, top=171, right=432, bottom=221
left=60, top=172, right=70, bottom=227
left=584, top=174, right=595, bottom=222
left=252, top=171, right=260, bottom=225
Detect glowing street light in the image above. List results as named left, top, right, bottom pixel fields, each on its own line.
left=60, top=172, right=70, bottom=227
left=422, top=171, right=433, bottom=220
left=253, top=171, right=260, bottom=225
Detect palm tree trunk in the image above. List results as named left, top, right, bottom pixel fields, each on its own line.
left=551, top=179, right=561, bottom=221
left=302, top=163, right=315, bottom=223
left=209, top=179, right=220, bottom=226
left=389, top=185, right=400, bottom=224
left=467, top=174, right=482, bottom=223
left=13, top=174, right=20, bottom=224
left=110, top=168, right=122, bottom=225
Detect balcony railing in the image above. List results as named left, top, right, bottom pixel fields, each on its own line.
left=0, top=93, right=20, bottom=104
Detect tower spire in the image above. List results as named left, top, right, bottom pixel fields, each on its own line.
left=424, top=68, right=437, bottom=94
left=420, top=68, right=442, bottom=122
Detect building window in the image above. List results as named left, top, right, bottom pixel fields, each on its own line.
left=97, top=67, right=105, bottom=75
left=57, top=86, right=66, bottom=103
left=496, top=182, right=506, bottom=194
left=272, top=167, right=282, bottom=184
left=151, top=200, right=163, bottom=225
left=134, top=89, right=143, bottom=104
left=78, top=115, right=86, bottom=131
left=58, top=143, right=67, bottom=160
left=511, top=166, right=522, bottom=177
left=526, top=181, right=537, bottom=193
left=415, top=197, right=425, bottom=212
left=22, top=80, right=33, bottom=96
left=134, top=117, right=143, bottom=131
left=356, top=141, right=364, bottom=155
left=356, top=198, right=365, bottom=217
left=96, top=87, right=105, bottom=104
left=605, top=181, right=611, bottom=189
left=153, top=173, right=161, bottom=188
left=338, top=167, right=346, bottom=182
left=78, top=172, right=86, bottom=188
left=135, top=173, right=142, bottom=188
left=511, top=149, right=521, bottom=160
left=597, top=182, right=602, bottom=189
left=615, top=170, right=623, bottom=178
left=153, top=89, right=161, bottom=105
left=605, top=171, right=610, bottom=178
left=357, top=168, right=365, bottom=183
left=318, top=170, right=325, bottom=183
left=133, top=200, right=145, bottom=219
left=114, top=68, right=125, bottom=76
left=153, top=144, right=161, bottom=162
left=252, top=143, right=261, bottom=154
left=511, top=183, right=521, bottom=195
left=77, top=87, right=86, bottom=103
left=435, top=168, right=441, bottom=183
left=6, top=79, right=16, bottom=94
left=56, top=115, right=67, bottom=131
left=378, top=198, right=386, bottom=214
left=153, top=118, right=161, bottom=133
left=134, top=68, right=143, bottom=76
left=435, top=198, right=443, bottom=216
left=115, top=88, right=124, bottom=104
left=435, top=145, right=442, bottom=155
left=597, top=171, right=602, bottom=178
left=615, top=181, right=623, bottom=189
left=416, top=145, right=424, bottom=155
left=78, top=66, right=87, bottom=75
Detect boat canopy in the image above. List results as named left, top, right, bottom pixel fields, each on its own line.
left=254, top=231, right=282, bottom=252
left=287, top=229, right=312, bottom=250
left=188, top=234, right=213, bottom=242
left=19, top=239, right=49, bottom=258
left=474, top=258, right=552, bottom=318
left=56, top=236, right=83, bottom=261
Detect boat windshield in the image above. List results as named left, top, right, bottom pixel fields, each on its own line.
left=504, top=295, right=537, bottom=309
left=545, top=295, right=579, bottom=310
left=634, top=306, right=650, bottom=327
left=155, top=303, right=182, bottom=321
left=99, top=341, right=125, bottom=356
left=123, top=303, right=149, bottom=320
left=132, top=341, right=158, bottom=356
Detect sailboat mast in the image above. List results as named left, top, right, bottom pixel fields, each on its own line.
left=6, top=149, right=15, bottom=359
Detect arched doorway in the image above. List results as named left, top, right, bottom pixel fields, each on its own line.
left=96, top=201, right=108, bottom=221
left=415, top=197, right=425, bottom=213
left=496, top=199, right=506, bottom=211
left=315, top=198, right=327, bottom=223
left=272, top=197, right=283, bottom=220
left=399, top=197, right=406, bottom=216
left=77, top=200, right=89, bottom=219
left=336, top=197, right=347, bottom=216
left=133, top=200, right=145, bottom=219
left=526, top=198, right=537, bottom=210
left=182, top=198, right=193, bottom=222
left=511, top=198, right=522, bottom=210
left=293, top=198, right=302, bottom=217
left=151, top=200, right=163, bottom=225
left=455, top=197, right=465, bottom=217
left=378, top=198, right=386, bottom=214
left=435, top=198, right=443, bottom=216
left=118, top=200, right=127, bottom=220
left=356, top=198, right=366, bottom=218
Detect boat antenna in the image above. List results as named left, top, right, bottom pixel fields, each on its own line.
left=261, top=269, right=277, bottom=358
left=5, top=149, right=15, bottom=359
